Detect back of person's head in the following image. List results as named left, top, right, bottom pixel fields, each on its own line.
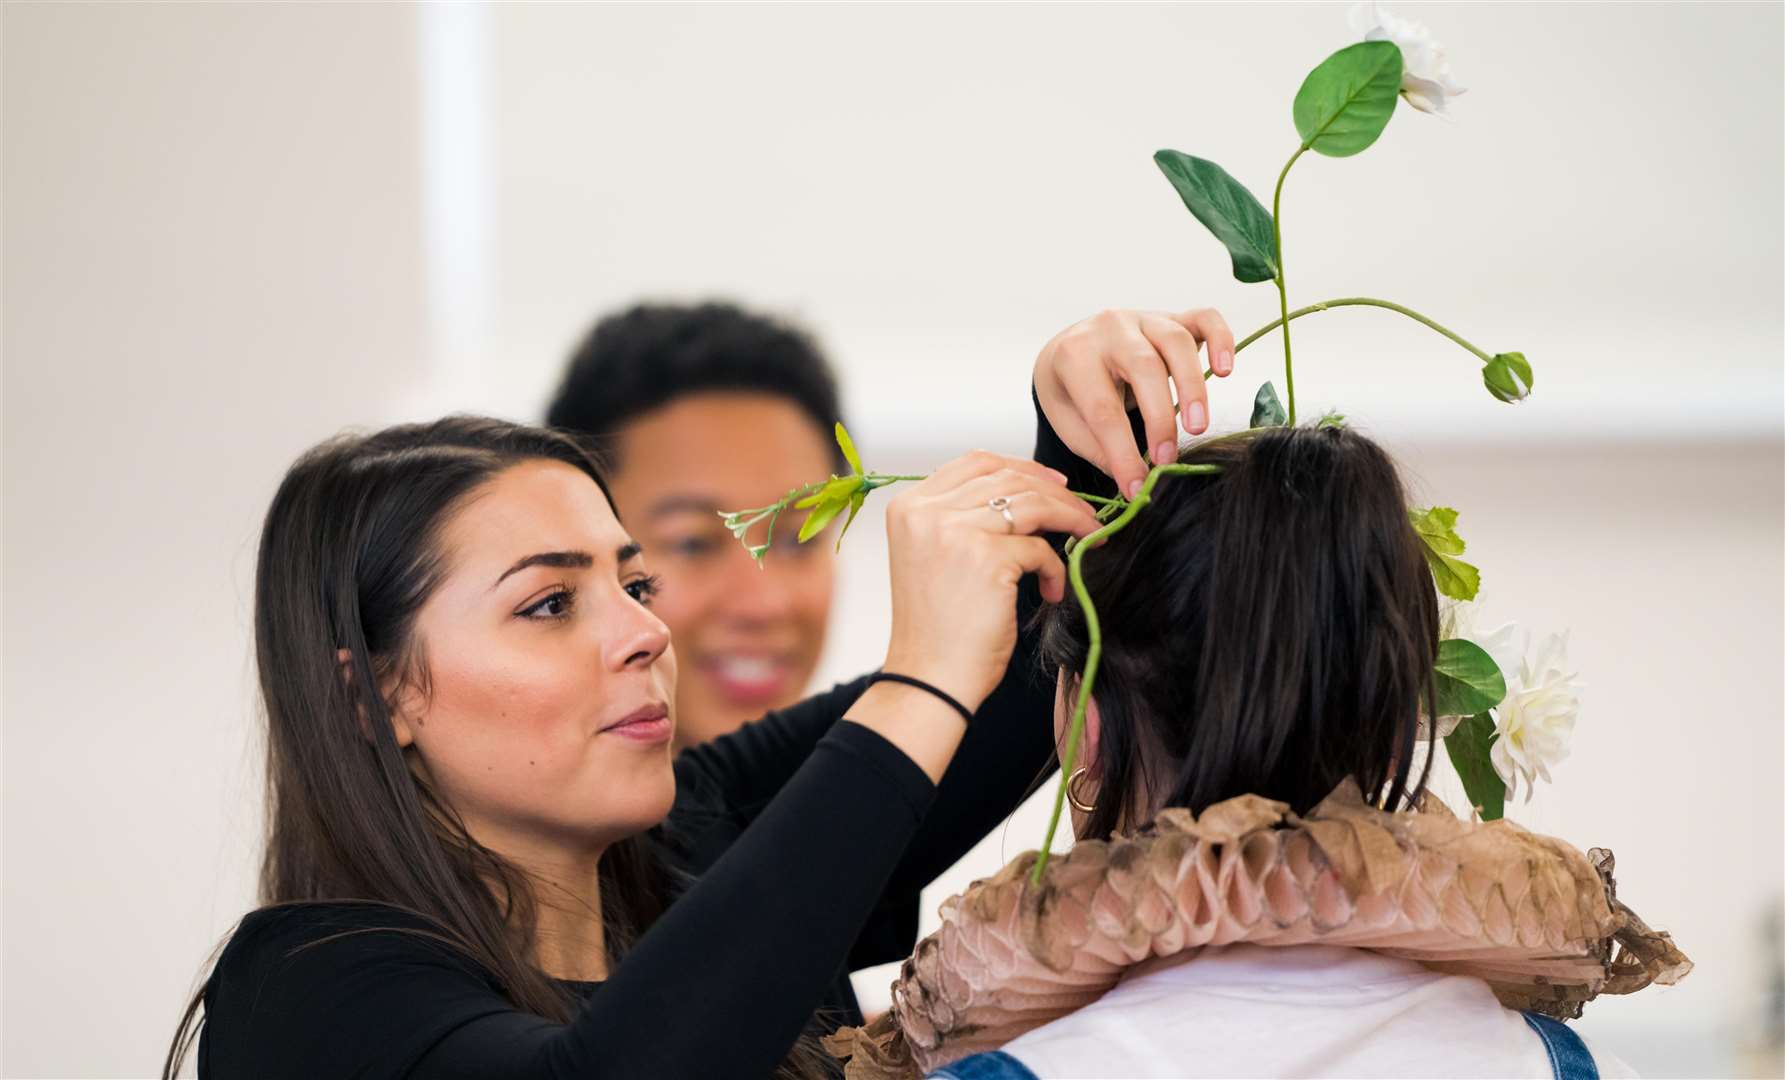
left=1039, top=423, right=1439, bottom=840
left=545, top=300, right=845, bottom=470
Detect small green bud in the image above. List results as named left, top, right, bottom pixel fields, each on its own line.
left=1482, top=352, right=1533, bottom=403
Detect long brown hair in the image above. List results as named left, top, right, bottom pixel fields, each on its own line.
left=1038, top=423, right=1441, bottom=840
left=165, top=416, right=676, bottom=1076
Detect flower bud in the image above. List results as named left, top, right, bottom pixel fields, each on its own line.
left=1482, top=351, right=1533, bottom=403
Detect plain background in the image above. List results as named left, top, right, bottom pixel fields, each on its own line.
left=3, top=3, right=1781, bottom=1076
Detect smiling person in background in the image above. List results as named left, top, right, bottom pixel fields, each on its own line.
left=546, top=302, right=844, bottom=750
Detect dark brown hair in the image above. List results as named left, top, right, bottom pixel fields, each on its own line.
left=1038, top=423, right=1440, bottom=840
left=164, top=416, right=678, bottom=1075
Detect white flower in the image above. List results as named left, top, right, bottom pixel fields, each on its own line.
left=1472, top=624, right=1582, bottom=802
left=1347, top=1, right=1468, bottom=118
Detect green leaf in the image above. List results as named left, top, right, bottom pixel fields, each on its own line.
left=1250, top=381, right=1286, bottom=428
left=1408, top=506, right=1480, bottom=601
left=1293, top=41, right=1403, bottom=158
left=797, top=494, right=850, bottom=543
left=1424, top=552, right=1480, bottom=601
left=1433, top=638, right=1508, bottom=717
left=834, top=421, right=864, bottom=475
left=1482, top=352, right=1534, bottom=403
left=794, top=475, right=860, bottom=510
left=834, top=489, right=868, bottom=551
left=1153, top=151, right=1279, bottom=284
left=1408, top=506, right=1463, bottom=555
left=1444, top=712, right=1506, bottom=821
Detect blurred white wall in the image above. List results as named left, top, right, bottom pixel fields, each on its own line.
left=3, top=3, right=1780, bottom=1077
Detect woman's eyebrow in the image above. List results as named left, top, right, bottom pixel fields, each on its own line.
left=491, top=550, right=592, bottom=590
left=645, top=494, right=719, bottom=519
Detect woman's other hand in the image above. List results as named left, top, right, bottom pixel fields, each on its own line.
left=848, top=452, right=1100, bottom=782
left=1034, top=308, right=1237, bottom=499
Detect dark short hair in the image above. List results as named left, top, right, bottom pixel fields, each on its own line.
left=545, top=301, right=845, bottom=470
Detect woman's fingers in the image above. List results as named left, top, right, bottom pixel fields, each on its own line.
left=1034, top=305, right=1235, bottom=494
left=1138, top=312, right=1212, bottom=438
left=1056, top=349, right=1152, bottom=500
left=923, top=449, right=1067, bottom=494
left=1007, top=535, right=1068, bottom=604
left=1175, top=307, right=1237, bottom=378
left=950, top=472, right=1102, bottom=538
left=1107, top=326, right=1182, bottom=470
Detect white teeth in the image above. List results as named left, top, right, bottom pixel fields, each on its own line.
left=715, top=656, right=779, bottom=683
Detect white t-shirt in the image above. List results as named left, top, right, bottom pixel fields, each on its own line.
left=998, top=944, right=1636, bottom=1079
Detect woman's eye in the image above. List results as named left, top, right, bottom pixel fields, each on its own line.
left=625, top=574, right=663, bottom=606
left=519, top=589, right=576, bottom=620
left=665, top=535, right=721, bottom=559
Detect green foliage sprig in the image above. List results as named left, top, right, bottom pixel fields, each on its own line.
left=720, top=423, right=925, bottom=563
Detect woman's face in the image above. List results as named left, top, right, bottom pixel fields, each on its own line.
left=604, top=392, right=837, bottom=750
left=391, top=459, right=679, bottom=854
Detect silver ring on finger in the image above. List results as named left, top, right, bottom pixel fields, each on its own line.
left=987, top=495, right=1017, bottom=533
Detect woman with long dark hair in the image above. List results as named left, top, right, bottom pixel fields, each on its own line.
left=167, top=307, right=1245, bottom=1078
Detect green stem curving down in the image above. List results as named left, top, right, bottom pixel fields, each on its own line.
left=1270, top=146, right=1307, bottom=426
left=1030, top=461, right=1222, bottom=884
left=1198, top=296, right=1500, bottom=381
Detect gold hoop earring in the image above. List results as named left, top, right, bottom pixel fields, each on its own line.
left=1067, top=766, right=1097, bottom=813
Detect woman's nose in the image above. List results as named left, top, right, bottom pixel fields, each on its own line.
left=610, top=592, right=672, bottom=670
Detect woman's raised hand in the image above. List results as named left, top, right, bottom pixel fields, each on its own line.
left=847, top=451, right=1100, bottom=782
left=881, top=452, right=1101, bottom=711
left=1034, top=308, right=1237, bottom=499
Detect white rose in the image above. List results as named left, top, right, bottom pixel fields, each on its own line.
left=1347, top=1, right=1468, bottom=118
left=1479, top=626, right=1582, bottom=802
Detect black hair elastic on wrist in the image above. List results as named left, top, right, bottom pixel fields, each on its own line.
left=866, top=672, right=974, bottom=725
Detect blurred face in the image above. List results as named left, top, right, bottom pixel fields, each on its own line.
left=604, top=393, right=837, bottom=750
left=389, top=459, right=679, bottom=855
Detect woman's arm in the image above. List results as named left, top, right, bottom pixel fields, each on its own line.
left=426, top=717, right=947, bottom=1078
left=201, top=720, right=945, bottom=1080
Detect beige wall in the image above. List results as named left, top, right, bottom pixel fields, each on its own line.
left=2, top=4, right=432, bottom=1075
left=3, top=3, right=1780, bottom=1076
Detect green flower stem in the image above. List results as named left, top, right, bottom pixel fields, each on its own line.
left=1270, top=146, right=1307, bottom=427
left=861, top=473, right=927, bottom=489
left=1199, top=297, right=1499, bottom=381
left=1030, top=461, right=1222, bottom=885
left=1243, top=297, right=1495, bottom=362
left=1072, top=491, right=1125, bottom=508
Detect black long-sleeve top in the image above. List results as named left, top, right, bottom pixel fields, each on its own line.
left=196, top=392, right=1116, bottom=1079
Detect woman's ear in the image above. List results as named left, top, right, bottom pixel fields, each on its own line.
left=336, top=647, right=416, bottom=749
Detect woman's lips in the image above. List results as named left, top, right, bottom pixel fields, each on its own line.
left=697, top=654, right=795, bottom=707
left=602, top=703, right=672, bottom=744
